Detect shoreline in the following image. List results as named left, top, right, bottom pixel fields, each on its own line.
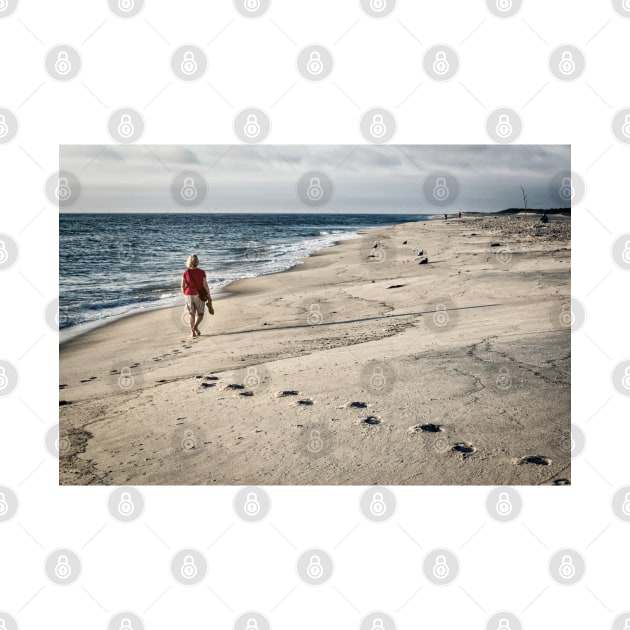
left=59, top=223, right=398, bottom=346
left=60, top=214, right=570, bottom=486
left=59, top=222, right=397, bottom=347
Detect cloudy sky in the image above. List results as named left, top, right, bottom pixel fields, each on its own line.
left=60, top=144, right=570, bottom=214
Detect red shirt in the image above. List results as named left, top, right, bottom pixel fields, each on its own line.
left=183, top=268, right=206, bottom=296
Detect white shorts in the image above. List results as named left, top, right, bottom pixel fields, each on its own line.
left=185, top=295, right=204, bottom=315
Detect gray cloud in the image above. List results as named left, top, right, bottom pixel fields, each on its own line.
left=61, top=144, right=570, bottom=213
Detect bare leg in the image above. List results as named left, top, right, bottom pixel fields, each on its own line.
left=194, top=312, right=204, bottom=336
left=189, top=313, right=196, bottom=337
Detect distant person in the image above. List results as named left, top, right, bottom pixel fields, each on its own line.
left=444, top=213, right=448, bottom=220
left=540, top=213, right=549, bottom=224
left=458, top=211, right=462, bottom=218
left=181, top=254, right=213, bottom=338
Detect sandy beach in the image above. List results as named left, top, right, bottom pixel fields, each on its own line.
left=59, top=214, right=570, bottom=486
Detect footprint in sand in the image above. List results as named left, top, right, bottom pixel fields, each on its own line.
left=204, top=376, right=219, bottom=381
left=344, top=401, right=368, bottom=409
left=408, top=423, right=442, bottom=433
left=275, top=390, right=299, bottom=397
left=515, top=455, right=552, bottom=466
left=362, top=416, right=382, bottom=425
left=224, top=383, right=245, bottom=390
left=452, top=442, right=476, bottom=457
left=239, top=391, right=254, bottom=397
left=59, top=384, right=67, bottom=389
left=59, top=400, right=72, bottom=406
left=294, top=399, right=314, bottom=407
left=200, top=382, right=216, bottom=389
left=553, top=478, right=570, bottom=485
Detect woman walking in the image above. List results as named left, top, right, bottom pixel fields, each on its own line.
left=181, top=254, right=213, bottom=338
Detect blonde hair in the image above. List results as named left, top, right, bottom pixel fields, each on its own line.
left=186, top=254, right=199, bottom=269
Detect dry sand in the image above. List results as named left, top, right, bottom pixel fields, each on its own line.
left=59, top=215, right=571, bottom=485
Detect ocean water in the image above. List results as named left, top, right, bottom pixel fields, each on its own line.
left=59, top=213, right=427, bottom=340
